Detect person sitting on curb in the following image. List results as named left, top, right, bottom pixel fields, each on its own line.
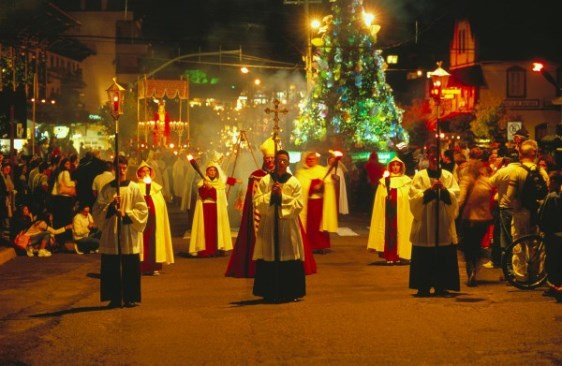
left=24, top=212, right=72, bottom=257
left=72, top=204, right=101, bottom=254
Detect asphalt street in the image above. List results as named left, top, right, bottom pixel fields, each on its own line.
left=1, top=210, right=561, bottom=365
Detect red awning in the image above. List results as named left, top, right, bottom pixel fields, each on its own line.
left=139, top=79, right=189, bottom=100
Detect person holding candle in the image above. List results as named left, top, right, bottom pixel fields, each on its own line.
left=136, top=161, right=174, bottom=275
left=367, top=156, right=413, bottom=264
left=295, top=151, right=338, bottom=254
left=189, top=161, right=233, bottom=257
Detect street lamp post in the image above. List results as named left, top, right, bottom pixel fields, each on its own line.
left=429, top=62, right=451, bottom=170
left=429, top=62, right=450, bottom=247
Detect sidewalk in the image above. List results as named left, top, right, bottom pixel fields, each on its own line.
left=0, top=246, right=16, bottom=266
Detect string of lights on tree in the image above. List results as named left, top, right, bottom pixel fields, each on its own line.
left=293, top=0, right=409, bottom=151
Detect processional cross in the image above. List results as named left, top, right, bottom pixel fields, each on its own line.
left=264, top=99, right=288, bottom=148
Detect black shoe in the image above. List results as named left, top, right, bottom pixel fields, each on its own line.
left=124, top=301, right=138, bottom=308
left=107, top=301, right=121, bottom=308
left=434, top=288, right=451, bottom=296
left=543, top=288, right=557, bottom=297
left=467, top=271, right=477, bottom=287
left=414, top=289, right=431, bottom=297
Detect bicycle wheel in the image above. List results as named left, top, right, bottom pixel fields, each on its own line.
left=502, top=234, right=547, bottom=290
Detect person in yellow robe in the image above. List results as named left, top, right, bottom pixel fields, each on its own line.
left=136, top=161, right=174, bottom=275
left=295, top=151, right=338, bottom=253
left=367, top=156, right=413, bottom=264
left=189, top=162, right=233, bottom=257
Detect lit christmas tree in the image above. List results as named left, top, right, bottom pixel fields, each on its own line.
left=293, top=0, right=408, bottom=151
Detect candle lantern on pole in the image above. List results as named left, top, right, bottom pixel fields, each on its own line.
left=428, top=62, right=450, bottom=170
left=106, top=77, right=126, bottom=179
left=105, top=77, right=126, bottom=303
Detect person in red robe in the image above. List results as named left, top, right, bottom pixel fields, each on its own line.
left=367, top=157, right=413, bottom=264
left=189, top=162, right=233, bottom=257
left=225, top=151, right=274, bottom=277
left=295, top=151, right=338, bottom=254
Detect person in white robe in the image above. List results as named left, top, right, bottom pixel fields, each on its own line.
left=147, top=150, right=171, bottom=202
left=252, top=149, right=306, bottom=302
left=327, top=151, right=349, bottom=215
left=93, top=156, right=148, bottom=308
left=171, top=152, right=189, bottom=203
left=408, top=146, right=460, bottom=297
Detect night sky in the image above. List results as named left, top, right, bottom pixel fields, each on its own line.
left=128, top=0, right=561, bottom=68
left=130, top=0, right=458, bottom=63
left=4, top=0, right=560, bottom=70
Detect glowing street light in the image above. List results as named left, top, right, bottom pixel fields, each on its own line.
left=532, top=60, right=560, bottom=94
left=310, top=19, right=321, bottom=30
left=532, top=62, right=544, bottom=72
left=363, top=12, right=375, bottom=27
left=362, top=11, right=381, bottom=40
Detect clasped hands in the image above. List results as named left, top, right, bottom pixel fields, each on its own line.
left=111, top=195, right=126, bottom=217
left=422, top=180, right=451, bottom=205
left=272, top=182, right=283, bottom=196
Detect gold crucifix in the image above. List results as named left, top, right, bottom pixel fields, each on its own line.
left=264, top=99, right=288, bottom=147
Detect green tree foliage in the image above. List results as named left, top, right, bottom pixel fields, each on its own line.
left=471, top=97, right=507, bottom=140
left=293, top=0, right=408, bottom=151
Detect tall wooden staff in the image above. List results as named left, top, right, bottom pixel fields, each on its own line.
left=106, top=78, right=125, bottom=304
left=429, top=63, right=450, bottom=247
left=264, top=99, right=288, bottom=301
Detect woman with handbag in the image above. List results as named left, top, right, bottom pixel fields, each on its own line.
left=50, top=158, right=76, bottom=249
left=11, top=205, right=34, bottom=254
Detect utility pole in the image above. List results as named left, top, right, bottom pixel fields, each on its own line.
left=284, top=0, right=322, bottom=91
